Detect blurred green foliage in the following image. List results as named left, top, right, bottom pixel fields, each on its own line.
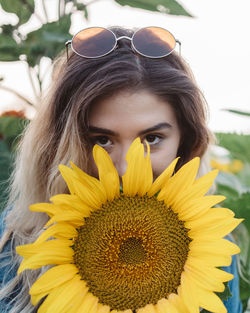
left=0, top=114, right=29, bottom=212
left=0, top=0, right=249, bottom=311
left=214, top=130, right=250, bottom=311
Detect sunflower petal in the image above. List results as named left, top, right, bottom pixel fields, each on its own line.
left=96, top=303, right=111, bottom=313
left=168, top=293, right=188, bottom=313
left=183, top=260, right=225, bottom=292
left=17, top=240, right=73, bottom=273
left=30, top=203, right=59, bottom=217
left=137, top=303, right=157, bottom=313
left=156, top=298, right=179, bottom=313
left=35, top=223, right=77, bottom=244
left=158, top=158, right=200, bottom=207
left=93, top=145, right=120, bottom=201
left=59, top=165, right=102, bottom=209
left=188, top=217, right=243, bottom=240
left=30, top=264, right=78, bottom=305
left=190, top=238, right=241, bottom=256
left=123, top=138, right=152, bottom=196
left=185, top=258, right=234, bottom=282
left=197, top=288, right=227, bottom=313
left=148, top=157, right=179, bottom=197
left=38, top=275, right=88, bottom=313
left=76, top=291, right=99, bottom=313
left=50, top=194, right=92, bottom=215
left=176, top=195, right=226, bottom=221
left=44, top=209, right=87, bottom=228
left=71, top=162, right=107, bottom=204
left=178, top=271, right=199, bottom=313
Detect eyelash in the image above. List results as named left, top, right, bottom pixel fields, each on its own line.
left=143, top=134, right=163, bottom=146
left=91, top=134, right=163, bottom=149
left=91, top=136, right=113, bottom=148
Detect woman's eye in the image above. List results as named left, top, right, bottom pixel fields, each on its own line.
left=144, top=134, right=161, bottom=145
left=94, top=136, right=112, bottom=147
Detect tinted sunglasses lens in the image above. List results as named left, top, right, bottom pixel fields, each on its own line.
left=72, top=27, right=116, bottom=58
left=133, top=27, right=176, bottom=58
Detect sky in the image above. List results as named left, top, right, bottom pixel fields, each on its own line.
left=0, top=0, right=250, bottom=133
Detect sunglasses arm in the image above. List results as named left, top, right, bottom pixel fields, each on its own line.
left=176, top=39, right=181, bottom=55
left=65, top=40, right=72, bottom=61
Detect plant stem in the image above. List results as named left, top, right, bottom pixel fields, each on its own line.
left=21, top=0, right=44, bottom=24
left=37, top=64, right=43, bottom=94
left=26, top=63, right=39, bottom=104
left=41, top=0, right=49, bottom=23
left=0, top=85, right=35, bottom=107
left=85, top=0, right=100, bottom=7
left=58, top=0, right=61, bottom=19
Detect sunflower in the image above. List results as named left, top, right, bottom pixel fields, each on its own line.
left=16, top=138, right=242, bottom=313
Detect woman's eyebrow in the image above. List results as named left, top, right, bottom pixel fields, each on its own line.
left=138, top=122, right=172, bottom=135
left=88, top=126, right=117, bottom=136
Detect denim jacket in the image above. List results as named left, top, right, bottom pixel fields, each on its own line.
left=0, top=208, right=242, bottom=313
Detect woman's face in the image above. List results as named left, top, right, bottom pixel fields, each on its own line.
left=88, top=89, right=181, bottom=181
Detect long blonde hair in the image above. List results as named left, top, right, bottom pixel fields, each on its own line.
left=0, top=26, right=213, bottom=312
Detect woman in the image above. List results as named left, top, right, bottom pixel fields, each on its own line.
left=0, top=26, right=242, bottom=312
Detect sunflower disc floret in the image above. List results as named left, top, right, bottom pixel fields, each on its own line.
left=16, top=138, right=242, bottom=313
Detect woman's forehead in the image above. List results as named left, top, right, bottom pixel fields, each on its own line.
left=88, top=89, right=178, bottom=130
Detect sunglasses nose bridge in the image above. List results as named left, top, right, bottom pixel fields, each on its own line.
left=116, top=35, right=132, bottom=42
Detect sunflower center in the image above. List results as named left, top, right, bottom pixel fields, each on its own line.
left=73, top=195, right=191, bottom=311
left=119, top=237, right=146, bottom=265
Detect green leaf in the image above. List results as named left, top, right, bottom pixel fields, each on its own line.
left=0, top=116, right=27, bottom=137
left=216, top=282, right=232, bottom=301
left=0, top=27, right=22, bottom=61
left=0, top=0, right=35, bottom=25
left=223, top=109, right=250, bottom=117
left=24, top=15, right=72, bottom=66
left=215, top=133, right=250, bottom=164
left=216, top=172, right=248, bottom=195
left=115, top=0, right=193, bottom=17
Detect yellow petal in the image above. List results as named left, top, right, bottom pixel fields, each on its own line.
left=58, top=165, right=77, bottom=195
left=122, top=138, right=153, bottom=196
left=30, top=203, right=60, bottom=217
left=93, top=144, right=120, bottom=201
left=185, top=207, right=235, bottom=230
left=190, top=238, right=240, bottom=256
left=178, top=271, right=199, bottom=313
left=70, top=162, right=107, bottom=204
left=44, top=209, right=87, bottom=228
left=197, top=288, right=227, bottom=313
left=59, top=165, right=103, bottom=209
left=38, top=275, right=87, bottom=313
left=191, top=169, right=219, bottom=197
left=156, top=298, right=178, bottom=313
left=148, top=157, right=179, bottom=197
left=137, top=303, right=157, bottom=313
left=183, top=260, right=225, bottom=292
left=30, top=264, right=78, bottom=305
left=167, top=293, right=188, bottom=313
left=188, top=251, right=232, bottom=267
left=50, top=194, right=92, bottom=215
left=188, top=217, right=243, bottom=240
left=96, top=303, right=111, bottom=313
left=158, top=158, right=200, bottom=207
left=185, top=258, right=234, bottom=283
left=17, top=240, right=73, bottom=273
left=76, top=292, right=99, bottom=313
left=35, top=223, right=77, bottom=244
left=176, top=195, right=226, bottom=221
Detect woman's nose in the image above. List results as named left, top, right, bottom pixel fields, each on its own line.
left=113, top=147, right=129, bottom=179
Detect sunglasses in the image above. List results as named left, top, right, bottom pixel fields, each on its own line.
left=65, top=26, right=181, bottom=60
